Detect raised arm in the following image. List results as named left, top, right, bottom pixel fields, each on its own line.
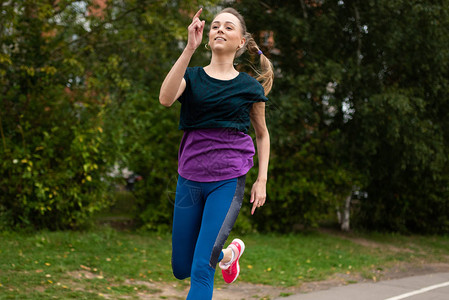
left=249, top=101, right=270, bottom=215
left=159, top=8, right=205, bottom=107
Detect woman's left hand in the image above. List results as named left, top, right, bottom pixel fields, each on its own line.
left=250, top=179, right=266, bottom=215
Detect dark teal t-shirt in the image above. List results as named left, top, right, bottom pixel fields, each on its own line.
left=178, top=67, right=268, bottom=133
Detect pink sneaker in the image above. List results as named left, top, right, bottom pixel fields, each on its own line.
left=219, top=238, right=245, bottom=284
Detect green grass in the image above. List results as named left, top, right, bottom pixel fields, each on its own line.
left=225, top=231, right=449, bottom=286
left=0, top=228, right=448, bottom=299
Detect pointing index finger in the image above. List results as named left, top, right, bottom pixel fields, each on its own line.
left=193, top=8, right=203, bottom=20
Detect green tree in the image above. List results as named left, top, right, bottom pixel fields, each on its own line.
left=345, top=1, right=449, bottom=233
left=0, top=0, right=222, bottom=230
left=0, top=0, right=113, bottom=229
left=236, top=0, right=449, bottom=233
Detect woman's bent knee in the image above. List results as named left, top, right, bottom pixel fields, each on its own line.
left=172, top=264, right=191, bottom=280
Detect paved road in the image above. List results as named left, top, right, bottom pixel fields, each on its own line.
left=275, top=272, right=449, bottom=300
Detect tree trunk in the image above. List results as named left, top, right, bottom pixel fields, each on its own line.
left=341, top=192, right=352, bottom=232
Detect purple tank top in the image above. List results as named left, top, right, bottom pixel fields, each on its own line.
left=178, top=128, right=255, bottom=182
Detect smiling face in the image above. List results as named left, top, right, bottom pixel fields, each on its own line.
left=208, top=12, right=246, bottom=54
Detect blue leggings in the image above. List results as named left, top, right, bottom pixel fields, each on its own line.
left=171, top=174, right=246, bottom=300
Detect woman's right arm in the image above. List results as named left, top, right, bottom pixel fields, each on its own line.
left=159, top=8, right=205, bottom=107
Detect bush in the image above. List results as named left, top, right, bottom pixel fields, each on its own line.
left=0, top=85, right=113, bottom=230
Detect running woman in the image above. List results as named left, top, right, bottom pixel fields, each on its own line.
left=159, top=7, right=273, bottom=300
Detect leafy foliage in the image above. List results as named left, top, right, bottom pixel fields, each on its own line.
left=236, top=0, right=449, bottom=233
left=1, top=0, right=221, bottom=230
left=0, top=1, right=116, bottom=229
left=1, top=0, right=448, bottom=233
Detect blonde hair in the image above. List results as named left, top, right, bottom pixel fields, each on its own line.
left=217, top=7, right=274, bottom=96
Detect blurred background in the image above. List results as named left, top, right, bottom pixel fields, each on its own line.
left=1, top=0, right=448, bottom=234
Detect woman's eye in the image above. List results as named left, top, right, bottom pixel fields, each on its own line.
left=226, top=27, right=232, bottom=30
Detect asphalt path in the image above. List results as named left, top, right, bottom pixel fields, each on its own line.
left=275, top=272, right=449, bottom=300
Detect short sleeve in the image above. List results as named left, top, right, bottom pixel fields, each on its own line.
left=248, top=79, right=268, bottom=103
left=238, top=73, right=268, bottom=103
left=257, top=84, right=268, bottom=102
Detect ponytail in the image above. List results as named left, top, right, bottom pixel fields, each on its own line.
left=245, top=34, right=274, bottom=96
left=218, top=8, right=274, bottom=96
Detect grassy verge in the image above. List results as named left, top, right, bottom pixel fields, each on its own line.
left=0, top=228, right=448, bottom=299
left=230, top=231, right=449, bottom=286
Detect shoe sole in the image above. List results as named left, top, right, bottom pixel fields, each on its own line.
left=230, top=238, right=245, bottom=284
